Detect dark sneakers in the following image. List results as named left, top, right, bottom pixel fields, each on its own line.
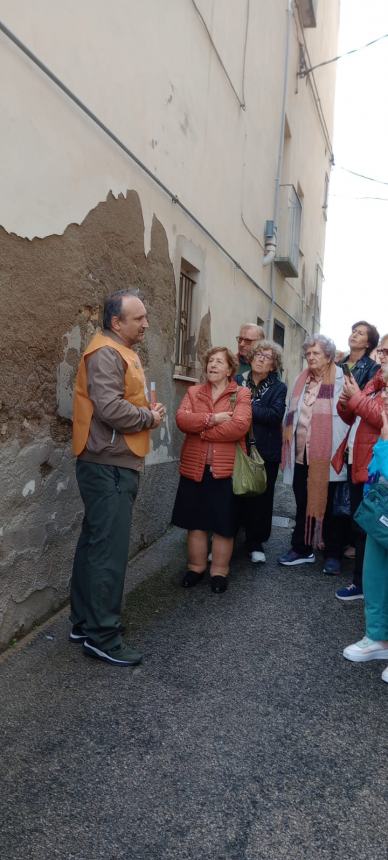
left=322, top=557, right=341, bottom=575
left=83, top=640, right=143, bottom=666
left=69, top=626, right=87, bottom=643
left=335, top=584, right=364, bottom=602
left=278, top=549, right=316, bottom=566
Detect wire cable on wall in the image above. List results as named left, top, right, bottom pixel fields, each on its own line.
left=190, top=0, right=247, bottom=109
left=337, top=166, right=388, bottom=185
left=0, top=18, right=310, bottom=336
left=299, top=32, right=388, bottom=77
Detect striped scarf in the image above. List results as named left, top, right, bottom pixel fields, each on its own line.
left=282, top=363, right=336, bottom=547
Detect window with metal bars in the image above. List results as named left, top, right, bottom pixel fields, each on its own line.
left=175, top=269, right=196, bottom=375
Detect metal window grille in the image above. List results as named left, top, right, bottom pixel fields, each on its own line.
left=175, top=271, right=195, bottom=371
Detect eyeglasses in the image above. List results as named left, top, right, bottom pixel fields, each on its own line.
left=377, top=348, right=388, bottom=357
left=252, top=352, right=273, bottom=361
left=236, top=336, right=257, bottom=343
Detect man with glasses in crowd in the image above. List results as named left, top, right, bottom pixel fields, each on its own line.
left=235, top=323, right=265, bottom=375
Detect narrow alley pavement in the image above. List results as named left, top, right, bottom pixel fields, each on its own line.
left=0, top=493, right=387, bottom=860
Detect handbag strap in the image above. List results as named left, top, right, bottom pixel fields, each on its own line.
left=230, top=392, right=255, bottom=444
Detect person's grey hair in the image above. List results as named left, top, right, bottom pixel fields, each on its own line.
left=251, top=339, right=283, bottom=373
left=302, top=333, right=336, bottom=361
left=240, top=322, right=265, bottom=339
left=103, top=289, right=139, bottom=330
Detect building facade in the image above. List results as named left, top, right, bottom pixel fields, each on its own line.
left=0, top=0, right=339, bottom=647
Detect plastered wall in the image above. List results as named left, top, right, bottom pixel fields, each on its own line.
left=0, top=0, right=340, bottom=646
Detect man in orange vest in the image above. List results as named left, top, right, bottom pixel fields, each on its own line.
left=70, top=290, right=165, bottom=666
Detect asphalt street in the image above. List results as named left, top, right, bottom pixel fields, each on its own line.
left=0, top=498, right=387, bottom=860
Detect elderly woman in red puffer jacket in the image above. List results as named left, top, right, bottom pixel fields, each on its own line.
left=333, top=333, right=388, bottom=601
left=172, top=346, right=251, bottom=594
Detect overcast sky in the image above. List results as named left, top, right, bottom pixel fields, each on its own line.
left=321, top=0, right=388, bottom=352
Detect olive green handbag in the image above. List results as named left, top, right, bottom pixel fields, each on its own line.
left=230, top=394, right=267, bottom=497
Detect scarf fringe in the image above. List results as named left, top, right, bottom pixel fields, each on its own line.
left=305, top=515, right=324, bottom=550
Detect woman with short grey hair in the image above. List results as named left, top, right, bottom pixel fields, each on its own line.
left=235, top=340, right=287, bottom=563
left=302, top=334, right=336, bottom=362
left=278, top=334, right=349, bottom=573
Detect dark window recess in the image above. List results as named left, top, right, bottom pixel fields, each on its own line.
left=257, top=316, right=264, bottom=327
left=175, top=270, right=195, bottom=374
left=273, top=320, right=285, bottom=347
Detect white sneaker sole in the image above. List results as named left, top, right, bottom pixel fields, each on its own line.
left=335, top=593, right=364, bottom=602
left=382, top=668, right=388, bottom=683
left=250, top=554, right=266, bottom=564
left=83, top=641, right=142, bottom=666
left=343, top=647, right=388, bottom=663
left=279, top=555, right=315, bottom=566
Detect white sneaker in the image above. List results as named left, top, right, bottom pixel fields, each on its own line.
left=250, top=551, right=266, bottom=563
left=382, top=665, right=388, bottom=683
left=343, top=636, right=388, bottom=663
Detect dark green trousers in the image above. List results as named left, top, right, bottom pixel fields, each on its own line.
left=70, top=460, right=139, bottom=649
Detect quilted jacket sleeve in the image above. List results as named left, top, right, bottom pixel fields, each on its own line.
left=201, top=387, right=251, bottom=442
left=344, top=390, right=384, bottom=432
left=176, top=389, right=212, bottom=434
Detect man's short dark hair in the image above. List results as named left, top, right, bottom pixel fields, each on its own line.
left=352, top=320, right=380, bottom=354
left=103, top=289, right=139, bottom=330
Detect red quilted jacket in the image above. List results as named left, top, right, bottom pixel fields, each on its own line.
left=176, top=381, right=251, bottom=481
left=333, top=369, right=385, bottom=483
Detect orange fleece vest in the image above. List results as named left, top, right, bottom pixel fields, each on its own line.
left=72, top=333, right=150, bottom=457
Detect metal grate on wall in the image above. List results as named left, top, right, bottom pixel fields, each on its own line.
left=175, top=271, right=195, bottom=372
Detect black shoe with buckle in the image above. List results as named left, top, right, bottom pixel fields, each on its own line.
left=210, top=576, right=228, bottom=594
left=181, top=570, right=205, bottom=588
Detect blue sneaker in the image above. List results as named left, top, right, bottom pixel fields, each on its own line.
left=322, top=557, right=341, bottom=575
left=278, top=549, right=315, bottom=566
left=335, top=584, right=364, bottom=602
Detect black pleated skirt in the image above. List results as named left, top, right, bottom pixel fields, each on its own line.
left=171, top=466, right=236, bottom=537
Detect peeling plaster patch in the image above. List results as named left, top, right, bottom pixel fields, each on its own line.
left=146, top=445, right=174, bottom=466
left=160, top=416, right=171, bottom=444
left=57, top=324, right=82, bottom=420
left=142, top=202, right=153, bottom=257
left=56, top=478, right=69, bottom=494
left=22, top=480, right=36, bottom=497
left=180, top=113, right=189, bottom=136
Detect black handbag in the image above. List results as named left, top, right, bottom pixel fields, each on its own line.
left=332, top=481, right=351, bottom=517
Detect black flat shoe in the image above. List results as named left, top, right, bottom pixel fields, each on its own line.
left=210, top=576, right=228, bottom=594
left=181, top=570, right=205, bottom=588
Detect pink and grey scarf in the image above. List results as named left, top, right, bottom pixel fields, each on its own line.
left=282, top=363, right=336, bottom=547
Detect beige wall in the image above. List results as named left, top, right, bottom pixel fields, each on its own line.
left=0, top=0, right=339, bottom=645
